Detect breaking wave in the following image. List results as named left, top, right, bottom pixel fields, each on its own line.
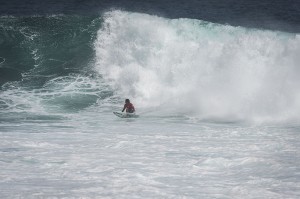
left=95, top=10, right=300, bottom=124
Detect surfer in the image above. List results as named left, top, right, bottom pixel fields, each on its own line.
left=122, top=99, right=135, bottom=113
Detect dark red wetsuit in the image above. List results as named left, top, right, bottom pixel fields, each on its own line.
left=123, top=103, right=135, bottom=113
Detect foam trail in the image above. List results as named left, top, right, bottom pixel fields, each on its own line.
left=95, top=10, right=300, bottom=124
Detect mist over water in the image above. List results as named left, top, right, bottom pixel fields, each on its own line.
left=96, top=11, right=300, bottom=124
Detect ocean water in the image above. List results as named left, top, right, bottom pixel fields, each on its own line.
left=1, top=1, right=300, bottom=198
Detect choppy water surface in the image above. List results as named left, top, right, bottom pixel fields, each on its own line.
left=1, top=111, right=300, bottom=198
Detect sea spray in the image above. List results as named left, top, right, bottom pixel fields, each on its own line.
left=95, top=10, right=300, bottom=124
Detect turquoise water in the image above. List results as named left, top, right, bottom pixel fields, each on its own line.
left=1, top=9, right=300, bottom=199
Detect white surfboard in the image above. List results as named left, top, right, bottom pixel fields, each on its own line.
left=113, top=112, right=139, bottom=118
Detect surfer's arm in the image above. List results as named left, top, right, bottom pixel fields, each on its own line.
left=122, top=104, right=126, bottom=112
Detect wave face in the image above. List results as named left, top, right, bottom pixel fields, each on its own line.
left=95, top=11, right=300, bottom=123
left=1, top=10, right=300, bottom=124
left=0, top=15, right=111, bottom=120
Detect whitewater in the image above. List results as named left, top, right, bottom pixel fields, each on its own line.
left=1, top=10, right=300, bottom=198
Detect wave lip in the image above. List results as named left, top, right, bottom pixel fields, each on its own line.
left=95, top=10, right=300, bottom=124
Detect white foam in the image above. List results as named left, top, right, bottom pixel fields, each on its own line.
left=95, top=10, right=300, bottom=124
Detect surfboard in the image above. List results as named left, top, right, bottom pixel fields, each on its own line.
left=113, top=112, right=139, bottom=118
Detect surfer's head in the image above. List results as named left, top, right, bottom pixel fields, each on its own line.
left=125, top=99, right=130, bottom=103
